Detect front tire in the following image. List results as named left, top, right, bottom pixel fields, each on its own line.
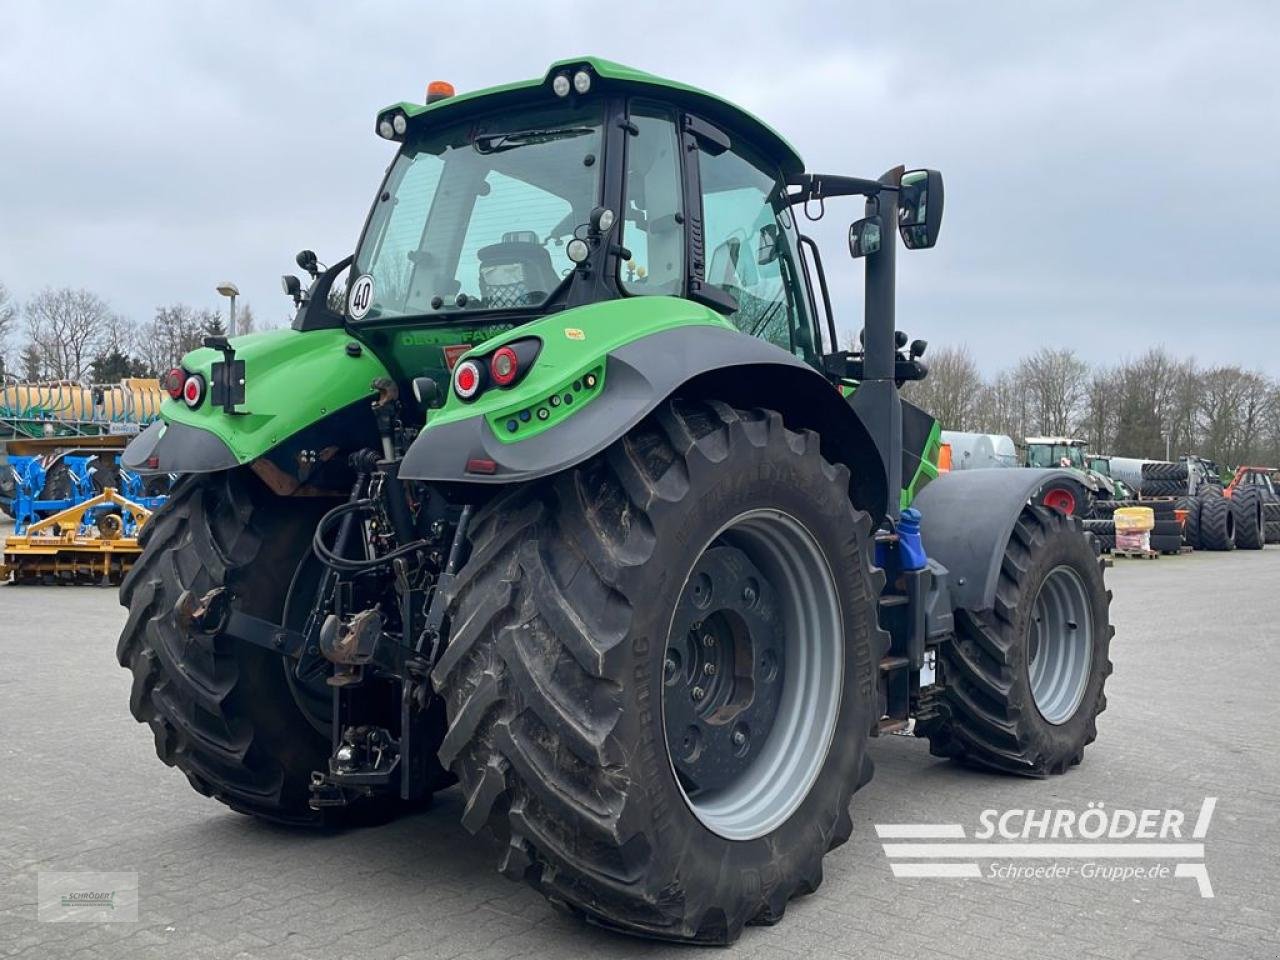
left=116, top=471, right=337, bottom=824
left=919, top=507, right=1113, bottom=775
left=432, top=400, right=883, bottom=943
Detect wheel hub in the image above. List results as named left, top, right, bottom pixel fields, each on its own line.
left=665, top=546, right=784, bottom=795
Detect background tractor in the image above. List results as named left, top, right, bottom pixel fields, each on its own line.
left=116, top=59, right=1113, bottom=944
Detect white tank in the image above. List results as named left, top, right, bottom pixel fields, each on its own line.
left=942, top=431, right=1017, bottom=470
left=1107, top=457, right=1151, bottom=491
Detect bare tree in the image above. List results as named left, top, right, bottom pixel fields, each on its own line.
left=134, top=305, right=215, bottom=375
left=904, top=345, right=984, bottom=430
left=0, top=282, right=17, bottom=377
left=24, top=287, right=113, bottom=381
left=1015, top=347, right=1089, bottom=436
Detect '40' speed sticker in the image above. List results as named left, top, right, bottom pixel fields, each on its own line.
left=348, top=274, right=375, bottom=319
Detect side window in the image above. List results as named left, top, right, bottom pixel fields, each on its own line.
left=620, top=104, right=684, bottom=296
left=698, top=141, right=814, bottom=359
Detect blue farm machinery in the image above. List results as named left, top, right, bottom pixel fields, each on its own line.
left=1, top=378, right=172, bottom=583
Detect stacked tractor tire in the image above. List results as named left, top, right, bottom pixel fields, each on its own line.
left=1081, top=459, right=1275, bottom=555
left=1138, top=461, right=1192, bottom=498
left=1084, top=499, right=1183, bottom=554
left=1265, top=491, right=1280, bottom=545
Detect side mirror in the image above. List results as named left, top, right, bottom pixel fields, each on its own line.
left=296, top=249, right=320, bottom=277
left=756, top=223, right=779, bottom=265
left=848, top=216, right=882, bottom=258
left=898, top=169, right=943, bottom=249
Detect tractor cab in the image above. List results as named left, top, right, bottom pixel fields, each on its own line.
left=1025, top=436, right=1089, bottom=471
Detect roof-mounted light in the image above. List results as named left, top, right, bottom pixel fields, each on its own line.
left=426, top=80, right=455, bottom=104
left=377, top=118, right=395, bottom=139
left=573, top=69, right=592, bottom=95
left=392, top=113, right=407, bottom=136
left=552, top=72, right=571, bottom=98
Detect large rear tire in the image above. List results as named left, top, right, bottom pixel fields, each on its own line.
left=1197, top=495, right=1235, bottom=551
left=117, top=470, right=339, bottom=824
left=919, top=507, right=1113, bottom=776
left=1231, top=486, right=1265, bottom=550
left=432, top=400, right=883, bottom=943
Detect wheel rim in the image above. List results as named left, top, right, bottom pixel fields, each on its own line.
left=662, top=509, right=843, bottom=841
left=1042, top=487, right=1076, bottom=515
left=1026, top=565, right=1093, bottom=724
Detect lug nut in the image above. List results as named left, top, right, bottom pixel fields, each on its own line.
left=703, top=663, right=716, bottom=676
left=702, top=634, right=716, bottom=648
left=664, top=657, right=677, bottom=681
left=692, top=686, right=705, bottom=701
left=742, top=585, right=757, bottom=605
left=732, top=729, right=747, bottom=747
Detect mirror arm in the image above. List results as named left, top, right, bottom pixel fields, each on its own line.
left=786, top=173, right=895, bottom=207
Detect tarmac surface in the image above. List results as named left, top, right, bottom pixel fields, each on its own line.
left=2, top=524, right=1277, bottom=960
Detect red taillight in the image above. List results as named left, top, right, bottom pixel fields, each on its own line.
left=163, top=367, right=187, bottom=399
left=490, top=346, right=519, bottom=386
left=465, top=457, right=497, bottom=475
left=182, top=374, right=205, bottom=408
left=454, top=360, right=483, bottom=400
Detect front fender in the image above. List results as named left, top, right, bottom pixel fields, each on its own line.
left=913, top=467, right=1080, bottom=612
left=124, top=327, right=388, bottom=472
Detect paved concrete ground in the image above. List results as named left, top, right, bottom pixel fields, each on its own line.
left=1, top=539, right=1278, bottom=960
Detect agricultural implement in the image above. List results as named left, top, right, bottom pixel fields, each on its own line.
left=115, top=59, right=1113, bottom=943
left=1, top=378, right=169, bottom=582
left=0, top=487, right=154, bottom=584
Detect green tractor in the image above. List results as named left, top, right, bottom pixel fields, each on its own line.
left=118, top=59, right=1113, bottom=943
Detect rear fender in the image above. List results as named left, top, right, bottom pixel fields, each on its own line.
left=400, top=300, right=889, bottom=522
left=912, top=467, right=1079, bottom=611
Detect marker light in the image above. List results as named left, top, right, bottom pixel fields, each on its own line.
left=490, top=346, right=519, bottom=386
left=453, top=359, right=483, bottom=400
left=162, top=367, right=187, bottom=399
left=552, top=73, right=571, bottom=97
left=426, top=80, right=455, bottom=103
left=182, top=373, right=205, bottom=408
left=392, top=113, right=407, bottom=136
left=573, top=70, right=592, bottom=94
left=378, top=119, right=395, bottom=139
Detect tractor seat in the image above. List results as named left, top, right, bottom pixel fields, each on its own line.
left=477, top=235, right=559, bottom=308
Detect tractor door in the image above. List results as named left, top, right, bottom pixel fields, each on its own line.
left=688, top=126, right=827, bottom=366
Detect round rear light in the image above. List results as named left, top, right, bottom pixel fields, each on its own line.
left=163, top=367, right=187, bottom=399
left=490, top=346, right=519, bottom=386
left=454, top=360, right=483, bottom=400
left=182, top=374, right=205, bottom=408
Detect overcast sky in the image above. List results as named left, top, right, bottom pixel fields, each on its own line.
left=1, top=1, right=1277, bottom=373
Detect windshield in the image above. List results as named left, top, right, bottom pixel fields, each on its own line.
left=1089, top=457, right=1111, bottom=476
left=350, top=102, right=604, bottom=321
left=1028, top=444, right=1086, bottom=469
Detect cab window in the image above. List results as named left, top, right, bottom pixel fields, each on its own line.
left=620, top=103, right=684, bottom=296
left=698, top=138, right=816, bottom=360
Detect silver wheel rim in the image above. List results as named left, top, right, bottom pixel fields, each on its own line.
left=1027, top=565, right=1093, bottom=725
left=663, top=509, right=844, bottom=841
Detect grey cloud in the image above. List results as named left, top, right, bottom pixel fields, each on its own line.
left=0, top=1, right=1276, bottom=370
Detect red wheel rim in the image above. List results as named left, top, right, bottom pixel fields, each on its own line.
left=1042, top=487, right=1076, bottom=515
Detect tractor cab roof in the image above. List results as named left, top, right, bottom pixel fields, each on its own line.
left=378, top=56, right=805, bottom=176
left=1025, top=436, right=1087, bottom=446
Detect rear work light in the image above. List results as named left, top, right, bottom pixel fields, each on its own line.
left=162, top=367, right=187, bottom=399
left=182, top=373, right=205, bottom=408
